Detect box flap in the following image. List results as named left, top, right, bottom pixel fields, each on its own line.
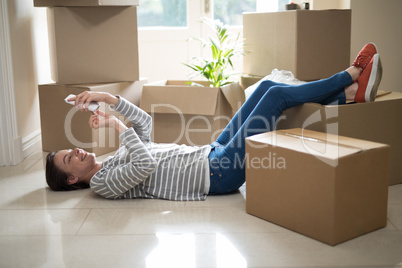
left=34, top=0, right=139, bottom=7
left=40, top=82, right=116, bottom=90
left=375, top=91, right=402, bottom=102
left=140, top=81, right=220, bottom=116
left=345, top=90, right=393, bottom=104
left=247, top=128, right=388, bottom=161
left=220, top=82, right=245, bottom=111
left=167, top=80, right=210, bottom=87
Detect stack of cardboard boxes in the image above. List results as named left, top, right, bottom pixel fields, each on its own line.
left=242, top=10, right=402, bottom=245
left=242, top=10, right=351, bottom=83
left=35, top=0, right=145, bottom=155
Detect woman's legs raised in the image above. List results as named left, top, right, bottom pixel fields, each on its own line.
left=213, top=65, right=362, bottom=147
left=208, top=70, right=354, bottom=194
left=224, top=70, right=354, bottom=157
left=209, top=42, right=383, bottom=194
left=213, top=80, right=288, bottom=147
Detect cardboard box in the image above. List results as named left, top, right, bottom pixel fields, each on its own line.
left=246, top=128, right=390, bottom=246
left=140, top=81, right=245, bottom=146
left=241, top=76, right=402, bottom=185
left=243, top=10, right=351, bottom=81
left=240, top=75, right=264, bottom=90
left=276, top=91, right=402, bottom=185
left=34, top=0, right=139, bottom=7
left=47, top=6, right=139, bottom=84
left=39, top=80, right=146, bottom=155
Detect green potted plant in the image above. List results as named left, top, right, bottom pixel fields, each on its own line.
left=140, top=18, right=245, bottom=146
left=184, top=17, right=244, bottom=87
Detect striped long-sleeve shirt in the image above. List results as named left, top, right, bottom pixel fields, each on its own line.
left=90, top=96, right=212, bottom=201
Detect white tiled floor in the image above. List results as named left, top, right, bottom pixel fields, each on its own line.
left=1, top=149, right=402, bottom=268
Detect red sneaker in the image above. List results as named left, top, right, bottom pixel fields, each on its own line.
left=354, top=54, right=383, bottom=103
left=352, top=43, right=378, bottom=71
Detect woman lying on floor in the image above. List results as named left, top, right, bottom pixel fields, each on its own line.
left=46, top=43, right=382, bottom=200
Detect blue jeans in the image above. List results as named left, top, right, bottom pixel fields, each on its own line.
left=208, top=71, right=353, bottom=194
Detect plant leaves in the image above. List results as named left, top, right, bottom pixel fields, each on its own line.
left=183, top=16, right=245, bottom=88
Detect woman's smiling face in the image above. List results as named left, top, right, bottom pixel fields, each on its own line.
left=53, top=148, right=97, bottom=179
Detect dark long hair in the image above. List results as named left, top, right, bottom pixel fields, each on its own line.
left=46, top=152, right=90, bottom=191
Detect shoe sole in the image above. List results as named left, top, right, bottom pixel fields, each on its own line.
left=368, top=42, right=379, bottom=54
left=364, top=54, right=383, bottom=102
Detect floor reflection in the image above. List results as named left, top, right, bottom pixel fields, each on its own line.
left=146, top=232, right=247, bottom=268
left=216, top=233, right=247, bottom=268
left=146, top=233, right=196, bottom=268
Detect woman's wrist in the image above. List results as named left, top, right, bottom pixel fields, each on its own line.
left=114, top=119, right=128, bottom=133
left=105, top=93, right=119, bottom=106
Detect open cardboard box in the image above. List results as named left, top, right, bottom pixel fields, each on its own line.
left=275, top=91, right=402, bottom=185
left=46, top=6, right=139, bottom=84
left=241, top=75, right=402, bottom=185
left=240, top=75, right=265, bottom=90
left=140, top=80, right=245, bottom=146
left=246, top=128, right=390, bottom=246
left=243, top=10, right=351, bottom=81
left=34, top=0, right=139, bottom=6
left=38, top=80, right=146, bottom=155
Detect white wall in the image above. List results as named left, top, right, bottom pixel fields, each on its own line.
left=7, top=0, right=52, bottom=157
left=311, top=0, right=350, bottom=9
left=351, top=0, right=402, bottom=93
left=290, top=0, right=401, bottom=93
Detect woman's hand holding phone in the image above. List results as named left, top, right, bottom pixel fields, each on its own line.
left=89, top=110, right=128, bottom=133
left=67, top=91, right=119, bottom=112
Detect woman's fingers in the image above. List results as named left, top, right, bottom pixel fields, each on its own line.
left=74, top=91, right=108, bottom=111
left=75, top=94, right=84, bottom=110
left=96, top=109, right=109, bottom=118
left=67, top=95, right=76, bottom=102
left=81, top=96, right=91, bottom=111
left=91, top=117, right=99, bottom=129
left=87, top=111, right=120, bottom=129
left=93, top=118, right=99, bottom=129
left=88, top=112, right=99, bottom=129
left=75, top=92, right=93, bottom=111
left=73, top=91, right=111, bottom=111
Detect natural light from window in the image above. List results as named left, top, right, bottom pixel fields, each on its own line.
left=138, top=0, right=284, bottom=28
left=213, top=0, right=256, bottom=25
left=138, top=0, right=187, bottom=27
left=145, top=232, right=247, bottom=267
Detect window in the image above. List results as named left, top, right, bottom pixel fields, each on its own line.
left=277, top=0, right=288, bottom=11
left=213, top=0, right=256, bottom=26
left=138, top=0, right=187, bottom=27
left=137, top=0, right=279, bottom=82
left=137, top=0, right=282, bottom=28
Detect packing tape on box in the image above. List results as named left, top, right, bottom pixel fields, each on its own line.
left=275, top=130, right=365, bottom=151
